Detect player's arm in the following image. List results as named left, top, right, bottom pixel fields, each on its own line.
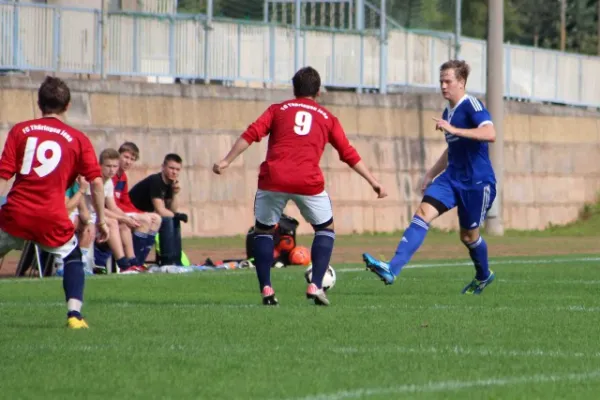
left=104, top=196, right=126, bottom=218
left=65, top=189, right=85, bottom=213
left=65, top=177, right=88, bottom=212
left=426, top=148, right=449, bottom=179
left=213, top=106, right=274, bottom=174
left=433, top=100, right=496, bottom=142
left=152, top=198, right=175, bottom=217
left=77, top=197, right=91, bottom=226
left=105, top=193, right=140, bottom=228
left=0, top=127, right=19, bottom=194
left=329, top=118, right=387, bottom=198
left=449, top=123, right=495, bottom=142
left=89, top=177, right=107, bottom=225
left=167, top=185, right=180, bottom=213
left=78, top=137, right=109, bottom=241
left=0, top=179, right=10, bottom=198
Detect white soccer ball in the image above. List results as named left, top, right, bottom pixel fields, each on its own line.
left=304, top=264, right=336, bottom=291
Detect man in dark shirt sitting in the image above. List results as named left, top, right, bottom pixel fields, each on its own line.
left=129, top=153, right=188, bottom=266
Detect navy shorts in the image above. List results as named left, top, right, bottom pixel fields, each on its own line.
left=423, top=171, right=496, bottom=230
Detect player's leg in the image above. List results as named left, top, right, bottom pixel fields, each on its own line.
left=0, top=229, right=24, bottom=259
left=253, top=189, right=288, bottom=305
left=157, top=217, right=183, bottom=266
left=363, top=172, right=456, bottom=285
left=293, top=192, right=334, bottom=306
left=119, top=221, right=140, bottom=268
left=104, top=218, right=133, bottom=272
left=139, top=212, right=161, bottom=264
left=129, top=212, right=150, bottom=265
left=39, top=235, right=88, bottom=329
left=78, top=222, right=95, bottom=272
left=457, top=184, right=497, bottom=295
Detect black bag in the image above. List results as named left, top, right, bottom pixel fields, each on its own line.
left=245, top=214, right=300, bottom=263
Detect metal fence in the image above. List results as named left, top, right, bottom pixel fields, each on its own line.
left=1, top=1, right=600, bottom=107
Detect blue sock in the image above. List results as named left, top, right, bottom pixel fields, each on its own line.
left=116, top=257, right=130, bottom=269
left=253, top=234, right=274, bottom=291
left=311, top=229, right=335, bottom=289
left=67, top=310, right=82, bottom=319
left=93, top=244, right=111, bottom=267
left=464, top=236, right=490, bottom=281
left=141, top=232, right=157, bottom=264
left=132, top=231, right=148, bottom=264
left=389, top=215, right=429, bottom=276
left=63, top=251, right=85, bottom=303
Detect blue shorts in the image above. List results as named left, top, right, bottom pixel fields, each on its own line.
left=423, top=171, right=496, bottom=230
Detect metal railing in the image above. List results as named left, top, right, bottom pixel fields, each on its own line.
left=2, top=1, right=600, bottom=107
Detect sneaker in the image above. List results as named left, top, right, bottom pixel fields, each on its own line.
left=362, top=253, right=395, bottom=285
left=93, top=266, right=107, bottom=275
left=462, top=270, right=496, bottom=295
left=306, top=283, right=330, bottom=306
left=67, top=316, right=89, bottom=329
left=261, top=286, right=279, bottom=306
left=119, top=266, right=146, bottom=274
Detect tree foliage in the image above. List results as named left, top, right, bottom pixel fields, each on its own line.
left=176, top=0, right=600, bottom=55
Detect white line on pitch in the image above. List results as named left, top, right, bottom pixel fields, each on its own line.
left=286, top=370, right=600, bottom=400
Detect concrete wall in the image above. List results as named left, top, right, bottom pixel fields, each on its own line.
left=1, top=76, right=599, bottom=237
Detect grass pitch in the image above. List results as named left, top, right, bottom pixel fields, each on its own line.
left=1, top=246, right=599, bottom=399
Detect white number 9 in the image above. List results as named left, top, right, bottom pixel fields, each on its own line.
left=20, top=137, right=62, bottom=178
left=293, top=111, right=313, bottom=136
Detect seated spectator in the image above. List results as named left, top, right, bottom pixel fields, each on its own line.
left=129, top=153, right=188, bottom=266
left=112, top=142, right=162, bottom=265
left=84, top=149, right=146, bottom=273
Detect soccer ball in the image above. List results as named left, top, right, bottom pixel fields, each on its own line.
left=304, top=264, right=336, bottom=291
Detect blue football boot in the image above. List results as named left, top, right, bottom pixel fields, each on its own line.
left=362, top=253, right=395, bottom=285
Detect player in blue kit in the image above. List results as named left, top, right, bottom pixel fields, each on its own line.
left=362, top=60, right=497, bottom=294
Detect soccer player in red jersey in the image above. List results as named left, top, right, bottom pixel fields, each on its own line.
left=213, top=67, right=387, bottom=306
left=0, top=77, right=109, bottom=329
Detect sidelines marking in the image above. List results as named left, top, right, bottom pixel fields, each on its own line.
left=0, top=255, right=599, bottom=285
left=287, top=370, right=600, bottom=400
left=337, top=256, right=600, bottom=273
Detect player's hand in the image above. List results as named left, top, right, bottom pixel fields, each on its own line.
left=174, top=212, right=189, bottom=224
left=432, top=118, right=455, bottom=134
left=123, top=216, right=140, bottom=228
left=421, top=173, right=433, bottom=194
left=77, top=176, right=89, bottom=193
left=212, top=160, right=230, bottom=175
left=372, top=182, right=388, bottom=199
left=172, top=180, right=181, bottom=195
left=96, top=221, right=110, bottom=243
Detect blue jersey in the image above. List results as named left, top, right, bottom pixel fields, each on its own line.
left=442, top=95, right=495, bottom=186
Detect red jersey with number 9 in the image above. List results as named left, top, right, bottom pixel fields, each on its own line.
left=0, top=117, right=102, bottom=247
left=241, top=97, right=361, bottom=195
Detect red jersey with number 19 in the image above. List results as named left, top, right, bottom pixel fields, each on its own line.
left=241, top=98, right=361, bottom=195
left=0, top=117, right=102, bottom=247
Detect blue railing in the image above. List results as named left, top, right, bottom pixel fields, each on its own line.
left=1, top=1, right=600, bottom=107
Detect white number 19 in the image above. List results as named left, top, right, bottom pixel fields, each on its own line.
left=293, top=111, right=313, bottom=136
left=20, top=137, right=62, bottom=178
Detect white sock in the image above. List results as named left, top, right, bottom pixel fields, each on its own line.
left=67, top=299, right=83, bottom=313
left=81, top=247, right=89, bottom=263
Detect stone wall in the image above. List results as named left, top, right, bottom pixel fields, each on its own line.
left=1, top=76, right=599, bottom=236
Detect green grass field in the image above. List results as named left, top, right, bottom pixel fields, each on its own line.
left=2, top=220, right=600, bottom=399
